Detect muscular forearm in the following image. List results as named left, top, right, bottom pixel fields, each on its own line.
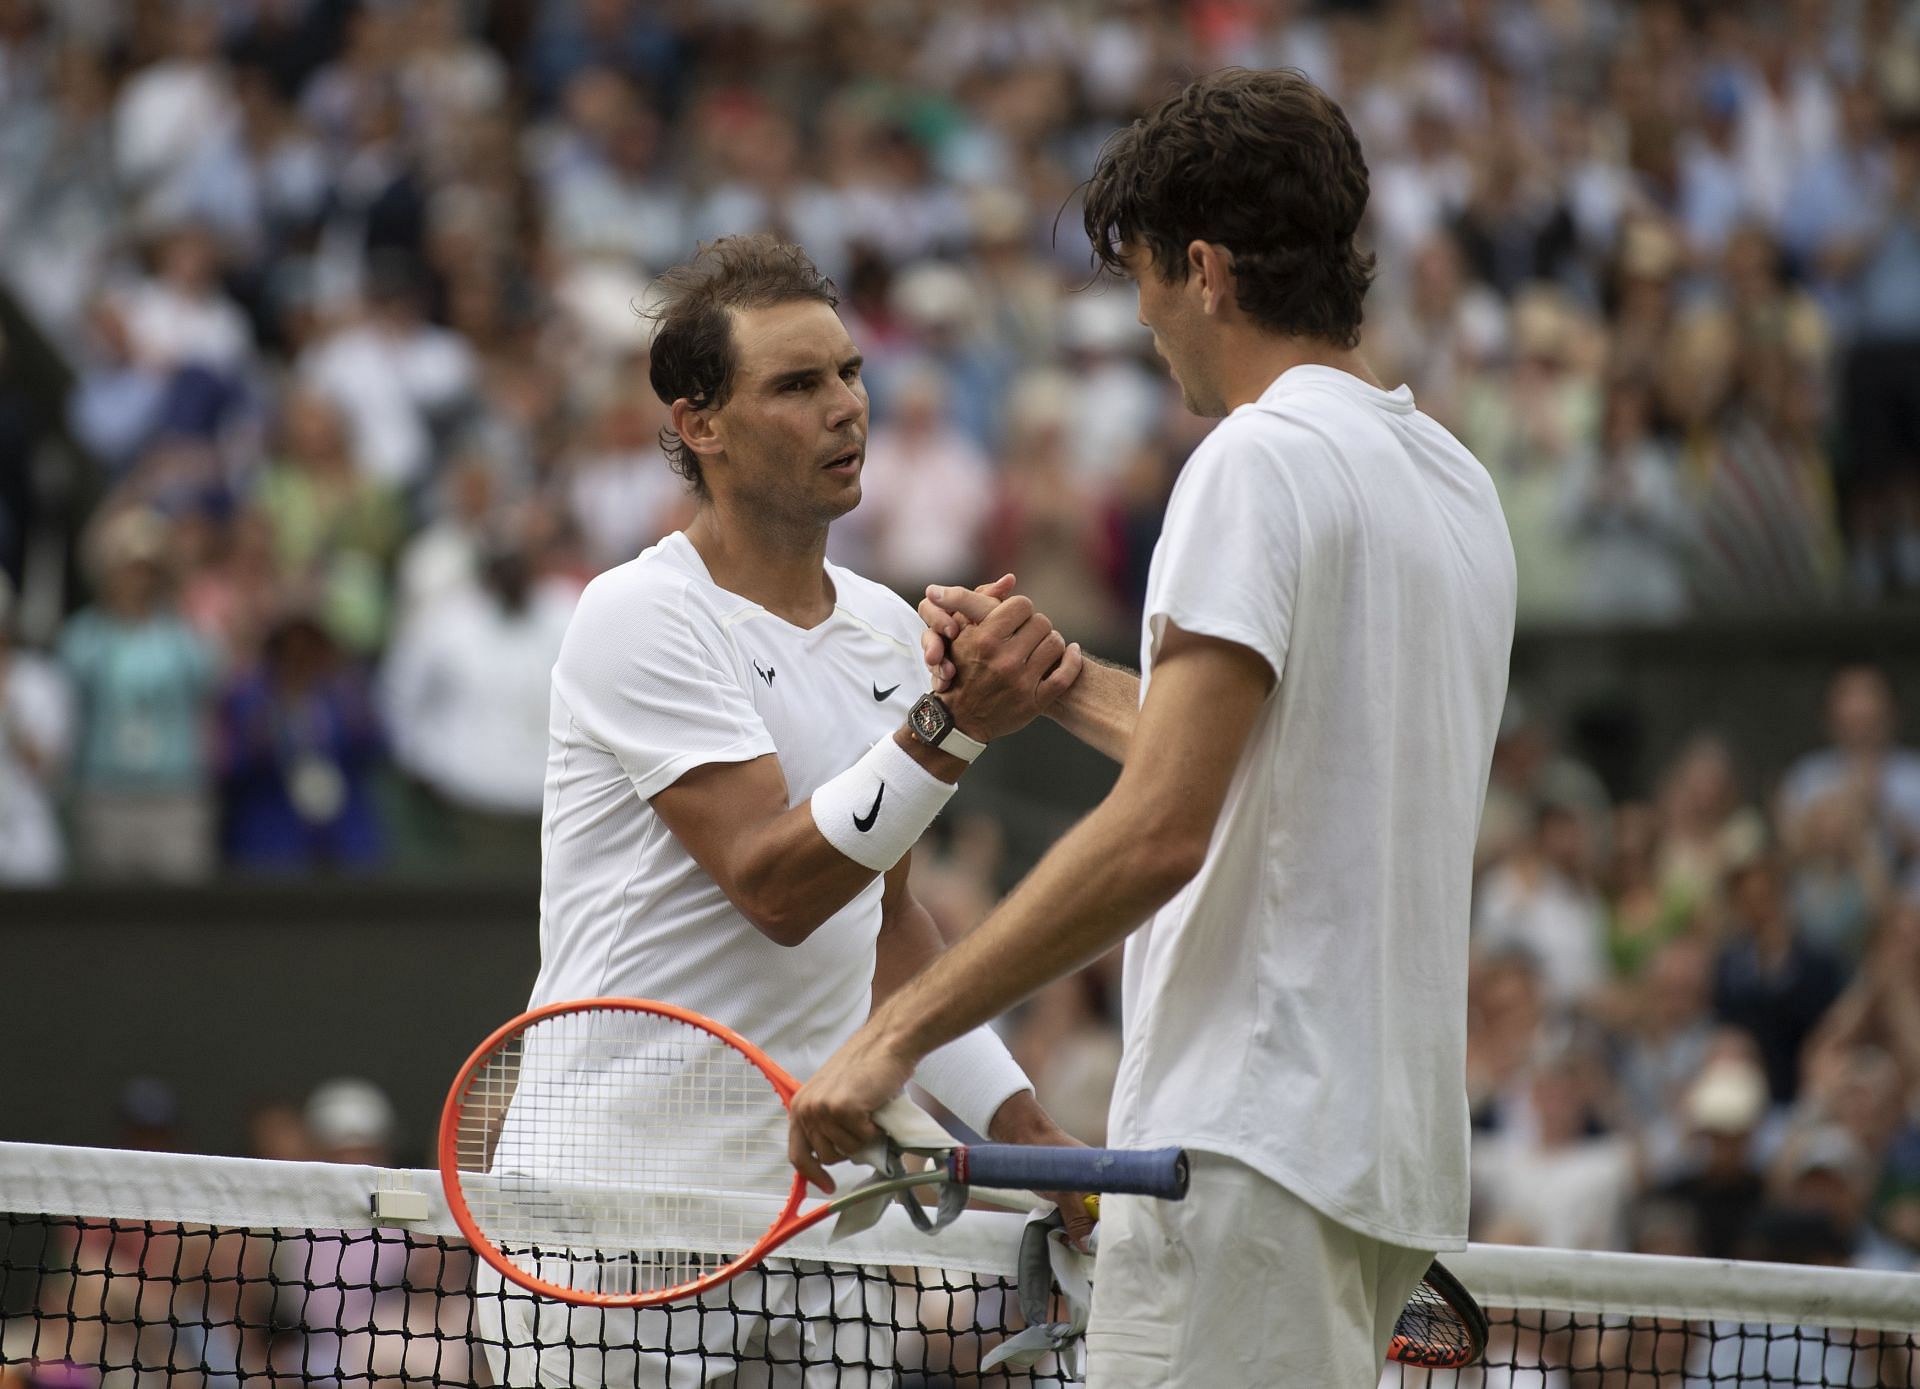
left=726, top=807, right=888, bottom=945
left=678, top=727, right=968, bottom=946
left=870, top=880, right=948, bottom=1006
left=1044, top=657, right=1139, bottom=763
left=865, top=796, right=1194, bottom=1065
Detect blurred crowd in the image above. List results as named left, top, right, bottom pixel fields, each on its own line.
left=1, top=0, right=1920, bottom=882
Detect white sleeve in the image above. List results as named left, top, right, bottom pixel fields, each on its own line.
left=554, top=578, right=776, bottom=799
left=1144, top=430, right=1301, bottom=681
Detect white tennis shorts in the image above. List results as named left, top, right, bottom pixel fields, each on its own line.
left=1084, top=1152, right=1435, bottom=1388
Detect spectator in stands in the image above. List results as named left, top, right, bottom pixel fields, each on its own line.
left=1781, top=666, right=1920, bottom=868
left=1654, top=732, right=1767, bottom=929
left=1769, top=1123, right=1915, bottom=1271
left=0, top=573, right=70, bottom=884
left=1457, top=288, right=1603, bottom=622
left=392, top=447, right=501, bottom=626
left=109, top=222, right=256, bottom=381
left=1477, top=694, right=1613, bottom=872
left=1474, top=800, right=1609, bottom=1012
left=554, top=377, right=691, bottom=577
left=171, top=60, right=330, bottom=281
left=381, top=518, right=573, bottom=874
left=1602, top=801, right=1691, bottom=979
left=59, top=508, right=217, bottom=880
left=0, top=38, right=118, bottom=342
left=1810, top=894, right=1920, bottom=1099
left=296, top=254, right=476, bottom=489
left=1560, top=374, right=1693, bottom=623
left=1449, top=126, right=1582, bottom=299
left=1465, top=949, right=1547, bottom=1134
left=1784, top=776, right=1891, bottom=965
left=242, top=1094, right=314, bottom=1162
left=1363, top=232, right=1507, bottom=434
left=115, top=1076, right=181, bottom=1153
left=1654, top=1047, right=1770, bottom=1258
left=252, top=389, right=405, bottom=654
left=547, top=101, right=684, bottom=273
left=110, top=1, right=237, bottom=229
left=217, top=609, right=384, bottom=872
left=1616, top=937, right=1718, bottom=1161
left=1835, top=98, right=1920, bottom=597
left=1472, top=1044, right=1639, bottom=1250
left=305, top=1076, right=398, bottom=1167
left=835, top=363, right=994, bottom=595
left=979, top=371, right=1123, bottom=651
left=1712, top=855, right=1847, bottom=1105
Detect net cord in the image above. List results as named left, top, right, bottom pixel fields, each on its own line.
left=0, top=1141, right=1036, bottom=1273
left=7, top=1141, right=1920, bottom=1333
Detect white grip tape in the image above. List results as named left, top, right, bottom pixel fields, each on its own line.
left=914, top=1026, right=1034, bottom=1139
left=810, top=733, right=957, bottom=873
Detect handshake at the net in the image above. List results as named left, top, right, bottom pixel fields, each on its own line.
left=916, top=574, right=1084, bottom=745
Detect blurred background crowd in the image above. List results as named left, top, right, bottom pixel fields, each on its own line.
left=2, top=0, right=1920, bottom=1280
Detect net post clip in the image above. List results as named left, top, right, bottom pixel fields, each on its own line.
left=370, top=1185, right=432, bottom=1223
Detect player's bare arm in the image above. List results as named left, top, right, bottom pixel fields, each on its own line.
left=867, top=857, right=1098, bottom=1242
left=651, top=597, right=1079, bottom=947
left=921, top=584, right=1135, bottom=762
left=788, top=622, right=1273, bottom=1167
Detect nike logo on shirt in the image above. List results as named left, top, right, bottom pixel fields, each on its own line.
left=872, top=682, right=900, bottom=701
left=853, top=785, right=884, bottom=832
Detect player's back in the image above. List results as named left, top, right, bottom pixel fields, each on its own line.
left=1111, top=363, right=1515, bottom=1251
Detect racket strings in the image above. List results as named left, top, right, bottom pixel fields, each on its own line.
left=1390, top=1273, right=1481, bottom=1369
left=452, top=1007, right=794, bottom=1298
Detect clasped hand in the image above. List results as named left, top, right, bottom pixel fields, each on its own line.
left=920, top=574, right=1083, bottom=741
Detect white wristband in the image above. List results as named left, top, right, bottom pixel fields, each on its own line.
left=913, top=1026, right=1033, bottom=1138
left=810, top=733, right=958, bottom=872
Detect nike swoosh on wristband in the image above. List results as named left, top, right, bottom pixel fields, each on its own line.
left=853, top=785, right=884, bottom=833
left=872, top=682, right=900, bottom=701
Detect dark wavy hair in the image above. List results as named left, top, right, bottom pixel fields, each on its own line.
left=1082, top=68, right=1375, bottom=348
left=646, top=235, right=840, bottom=496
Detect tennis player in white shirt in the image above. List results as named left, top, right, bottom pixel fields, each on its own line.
left=484, top=233, right=1088, bottom=1387
left=790, top=69, right=1518, bottom=1387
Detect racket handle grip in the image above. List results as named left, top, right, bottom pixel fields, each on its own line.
left=950, top=1145, right=1190, bottom=1199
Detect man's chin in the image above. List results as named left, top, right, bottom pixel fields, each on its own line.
left=822, top=480, right=862, bottom=518
left=1179, top=385, right=1227, bottom=419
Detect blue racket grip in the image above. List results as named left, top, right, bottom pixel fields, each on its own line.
left=948, top=1145, right=1190, bottom=1199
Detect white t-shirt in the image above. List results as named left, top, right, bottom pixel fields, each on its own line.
left=519, top=533, right=945, bottom=1190
left=381, top=583, right=577, bottom=815
left=1105, top=365, right=1516, bottom=1251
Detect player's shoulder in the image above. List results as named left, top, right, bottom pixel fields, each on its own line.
left=1174, top=407, right=1307, bottom=503
left=564, top=536, right=735, bottom=651
left=824, top=562, right=923, bottom=649
left=578, top=535, right=717, bottom=612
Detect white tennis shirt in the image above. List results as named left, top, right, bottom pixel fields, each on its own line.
left=1106, top=365, right=1516, bottom=1250
left=531, top=531, right=932, bottom=1080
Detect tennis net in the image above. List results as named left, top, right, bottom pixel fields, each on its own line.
left=4, top=1141, right=1920, bottom=1387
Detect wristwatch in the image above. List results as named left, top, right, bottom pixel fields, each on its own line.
left=906, top=692, right=988, bottom=763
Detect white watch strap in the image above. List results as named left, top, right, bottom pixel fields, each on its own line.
left=937, top=723, right=988, bottom=763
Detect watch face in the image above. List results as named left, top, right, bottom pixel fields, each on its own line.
left=909, top=694, right=952, bottom=744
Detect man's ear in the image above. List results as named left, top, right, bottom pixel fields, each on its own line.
left=671, top=397, right=725, bottom=458
left=1188, top=240, right=1234, bottom=316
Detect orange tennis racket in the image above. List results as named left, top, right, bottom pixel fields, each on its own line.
left=439, top=997, right=1189, bottom=1309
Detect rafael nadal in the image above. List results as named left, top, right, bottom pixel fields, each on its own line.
left=481, top=233, right=1087, bottom=1387
left=790, top=69, right=1518, bottom=1387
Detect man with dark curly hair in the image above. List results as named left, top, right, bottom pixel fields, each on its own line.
left=793, top=69, right=1519, bottom=1385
